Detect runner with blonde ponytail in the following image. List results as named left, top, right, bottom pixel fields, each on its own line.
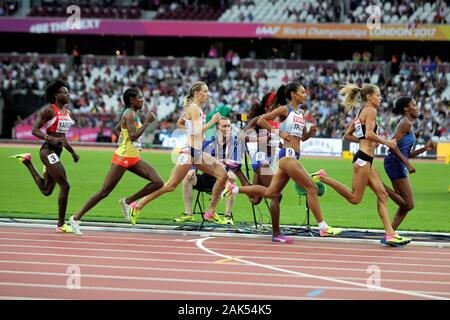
left=312, top=83, right=412, bottom=246
left=129, top=81, right=229, bottom=225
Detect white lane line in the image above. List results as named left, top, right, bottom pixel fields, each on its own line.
left=1, top=259, right=449, bottom=286
left=0, top=229, right=448, bottom=252
left=1, top=251, right=449, bottom=276
left=0, top=296, right=61, bottom=300
left=196, top=238, right=449, bottom=300
left=0, top=237, right=449, bottom=262
left=0, top=244, right=449, bottom=269
left=0, top=282, right=333, bottom=300
left=1, top=269, right=448, bottom=296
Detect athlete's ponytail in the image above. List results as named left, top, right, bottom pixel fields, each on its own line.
left=284, top=82, right=301, bottom=102
left=249, top=98, right=263, bottom=120
left=340, top=83, right=379, bottom=112
left=183, top=81, right=206, bottom=108
left=276, top=84, right=287, bottom=106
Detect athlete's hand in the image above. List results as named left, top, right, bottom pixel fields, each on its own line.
left=308, top=124, right=317, bottom=136
left=145, top=111, right=157, bottom=124
left=425, top=140, right=435, bottom=151
left=406, top=163, right=416, bottom=174
left=211, top=112, right=221, bottom=124
left=72, top=153, right=80, bottom=163
left=385, top=139, right=397, bottom=150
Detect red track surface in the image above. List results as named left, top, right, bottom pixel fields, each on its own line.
left=0, top=226, right=449, bottom=300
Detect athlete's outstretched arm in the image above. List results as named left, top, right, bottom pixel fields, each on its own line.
left=256, top=106, right=289, bottom=131
left=410, top=140, right=435, bottom=158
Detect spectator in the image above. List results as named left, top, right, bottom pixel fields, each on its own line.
left=208, top=45, right=218, bottom=58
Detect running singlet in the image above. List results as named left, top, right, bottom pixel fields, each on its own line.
left=279, top=105, right=305, bottom=139
left=181, top=107, right=206, bottom=155
left=385, top=129, right=415, bottom=163
left=184, top=109, right=206, bottom=138
left=353, top=108, right=379, bottom=139
left=115, top=115, right=142, bottom=158
left=45, top=104, right=73, bottom=134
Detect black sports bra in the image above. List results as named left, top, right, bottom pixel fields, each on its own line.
left=354, top=108, right=378, bottom=140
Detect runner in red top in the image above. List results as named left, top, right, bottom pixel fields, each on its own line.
left=9, top=79, right=80, bottom=233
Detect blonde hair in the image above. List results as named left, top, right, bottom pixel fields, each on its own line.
left=339, top=83, right=379, bottom=112
left=183, top=81, right=207, bottom=108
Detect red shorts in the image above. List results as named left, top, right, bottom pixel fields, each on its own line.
left=112, top=154, right=140, bottom=168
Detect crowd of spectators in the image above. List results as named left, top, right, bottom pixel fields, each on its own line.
left=1, top=54, right=448, bottom=144
left=219, top=0, right=450, bottom=24
left=0, top=0, right=19, bottom=16
left=28, top=0, right=142, bottom=19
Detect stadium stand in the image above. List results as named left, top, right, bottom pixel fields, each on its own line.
left=28, top=0, right=142, bottom=19
left=218, top=0, right=450, bottom=24
left=1, top=53, right=448, bottom=143
left=0, top=0, right=19, bottom=16
left=154, top=0, right=226, bottom=20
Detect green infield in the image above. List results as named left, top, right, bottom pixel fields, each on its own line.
left=1, top=146, right=449, bottom=232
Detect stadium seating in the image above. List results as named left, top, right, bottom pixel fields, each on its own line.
left=218, top=0, right=450, bottom=24
left=0, top=0, right=19, bottom=16
left=28, top=2, right=142, bottom=19
left=1, top=54, right=448, bottom=142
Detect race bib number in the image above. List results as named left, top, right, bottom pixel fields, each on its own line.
left=286, top=148, right=297, bottom=158
left=56, top=118, right=73, bottom=134
left=178, top=153, right=189, bottom=165
left=47, top=153, right=60, bottom=164
left=354, top=119, right=364, bottom=138
left=255, top=152, right=266, bottom=162
left=290, top=116, right=305, bottom=137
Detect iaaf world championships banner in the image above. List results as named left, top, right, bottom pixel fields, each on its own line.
left=0, top=17, right=449, bottom=41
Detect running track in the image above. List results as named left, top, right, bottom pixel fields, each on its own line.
left=0, top=225, right=449, bottom=300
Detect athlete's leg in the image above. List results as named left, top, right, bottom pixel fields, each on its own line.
left=319, top=162, right=370, bottom=205
left=265, top=172, right=288, bottom=237
left=238, top=168, right=288, bottom=200
left=22, top=151, right=56, bottom=196
left=383, top=182, right=407, bottom=208
left=389, top=178, right=414, bottom=230
left=125, top=160, right=164, bottom=204
left=248, top=170, right=263, bottom=205
left=39, top=149, right=71, bottom=227
left=74, top=163, right=127, bottom=220
left=367, top=168, right=395, bottom=235
left=137, top=163, right=192, bottom=209
left=182, top=173, right=197, bottom=215
left=195, top=153, right=227, bottom=214
left=279, top=158, right=328, bottom=223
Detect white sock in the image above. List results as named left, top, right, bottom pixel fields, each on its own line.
left=232, top=187, right=239, bottom=194
left=318, top=221, right=328, bottom=230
